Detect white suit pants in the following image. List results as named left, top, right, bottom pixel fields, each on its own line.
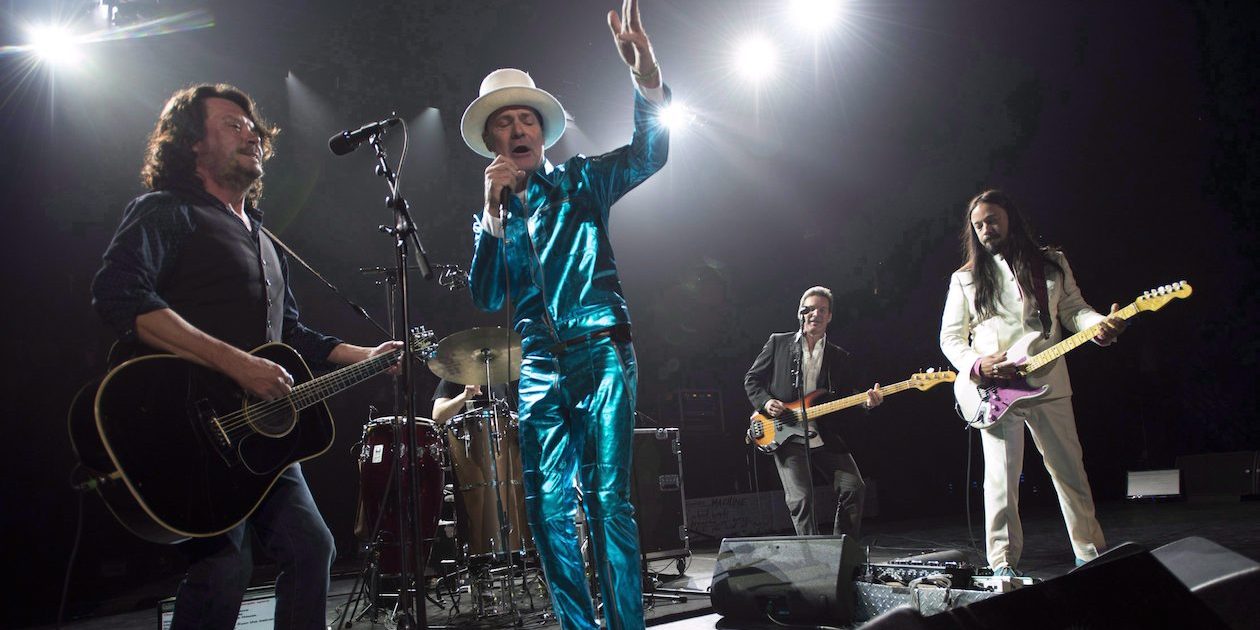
left=980, top=396, right=1104, bottom=569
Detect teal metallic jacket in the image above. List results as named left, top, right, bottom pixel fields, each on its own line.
left=469, top=87, right=670, bottom=346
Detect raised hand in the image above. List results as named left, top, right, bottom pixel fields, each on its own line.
left=607, top=0, right=659, bottom=87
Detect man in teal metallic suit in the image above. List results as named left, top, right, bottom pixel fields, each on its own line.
left=460, top=2, right=668, bottom=628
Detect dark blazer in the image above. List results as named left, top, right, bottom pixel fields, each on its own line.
left=744, top=332, right=861, bottom=452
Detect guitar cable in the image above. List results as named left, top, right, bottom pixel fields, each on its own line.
left=955, top=390, right=985, bottom=560
left=963, top=426, right=983, bottom=559
left=57, top=468, right=90, bottom=629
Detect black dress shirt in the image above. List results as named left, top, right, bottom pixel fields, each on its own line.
left=91, top=186, right=341, bottom=365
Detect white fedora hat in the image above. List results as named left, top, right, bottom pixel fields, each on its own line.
left=461, top=68, right=567, bottom=158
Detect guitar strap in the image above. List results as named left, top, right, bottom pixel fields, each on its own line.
left=260, top=226, right=390, bottom=338
left=1030, top=257, right=1053, bottom=339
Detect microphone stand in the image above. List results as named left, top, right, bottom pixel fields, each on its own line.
left=367, top=131, right=433, bottom=630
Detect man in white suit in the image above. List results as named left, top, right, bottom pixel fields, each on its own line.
left=939, top=189, right=1126, bottom=576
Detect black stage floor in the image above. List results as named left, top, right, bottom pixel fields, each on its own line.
left=46, top=499, right=1260, bottom=630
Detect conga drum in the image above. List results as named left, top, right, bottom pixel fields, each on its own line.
left=355, top=416, right=445, bottom=574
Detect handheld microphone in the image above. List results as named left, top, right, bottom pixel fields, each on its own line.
left=499, top=186, right=512, bottom=220
left=328, top=117, right=401, bottom=156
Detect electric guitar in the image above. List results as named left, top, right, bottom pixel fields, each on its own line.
left=67, top=328, right=435, bottom=544
left=956, top=281, right=1192, bottom=429
left=747, top=370, right=957, bottom=453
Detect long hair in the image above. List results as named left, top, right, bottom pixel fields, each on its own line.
left=959, top=189, right=1061, bottom=321
left=141, top=83, right=278, bottom=205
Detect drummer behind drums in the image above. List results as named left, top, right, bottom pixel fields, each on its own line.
left=432, top=379, right=513, bottom=424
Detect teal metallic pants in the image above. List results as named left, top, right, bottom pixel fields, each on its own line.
left=517, top=334, right=643, bottom=630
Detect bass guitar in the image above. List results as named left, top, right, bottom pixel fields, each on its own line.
left=67, top=328, right=435, bottom=544
left=747, top=369, right=956, bottom=453
left=955, top=281, right=1191, bottom=429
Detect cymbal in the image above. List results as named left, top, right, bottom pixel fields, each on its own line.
left=429, top=327, right=522, bottom=386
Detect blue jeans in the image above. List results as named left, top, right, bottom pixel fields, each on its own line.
left=517, top=335, right=643, bottom=630
left=171, top=464, right=335, bottom=630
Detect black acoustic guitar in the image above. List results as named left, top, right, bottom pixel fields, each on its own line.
left=68, top=329, right=435, bottom=544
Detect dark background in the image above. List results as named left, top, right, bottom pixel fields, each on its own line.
left=2, top=1, right=1256, bottom=626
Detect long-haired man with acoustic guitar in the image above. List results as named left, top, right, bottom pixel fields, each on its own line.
left=939, top=189, right=1125, bottom=577
left=90, top=84, right=400, bottom=629
left=744, top=286, right=883, bottom=537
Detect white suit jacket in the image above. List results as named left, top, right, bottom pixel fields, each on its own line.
left=939, top=250, right=1106, bottom=401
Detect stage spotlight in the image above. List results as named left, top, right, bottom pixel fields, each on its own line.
left=28, top=25, right=83, bottom=65
left=658, top=102, right=696, bottom=132
left=787, top=0, right=844, bottom=35
left=733, top=35, right=778, bottom=83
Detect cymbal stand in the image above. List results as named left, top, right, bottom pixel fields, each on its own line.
left=479, top=349, right=525, bottom=623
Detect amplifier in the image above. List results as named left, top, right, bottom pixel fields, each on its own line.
left=631, top=427, right=689, bottom=561
left=857, top=560, right=978, bottom=588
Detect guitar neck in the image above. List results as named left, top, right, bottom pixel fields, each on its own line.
left=289, top=349, right=401, bottom=410
left=805, top=378, right=917, bottom=417
left=1023, top=301, right=1139, bottom=373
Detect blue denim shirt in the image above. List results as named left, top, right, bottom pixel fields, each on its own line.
left=469, top=87, right=670, bottom=349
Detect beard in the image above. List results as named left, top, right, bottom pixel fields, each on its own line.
left=215, top=154, right=263, bottom=193
left=981, top=235, right=1004, bottom=255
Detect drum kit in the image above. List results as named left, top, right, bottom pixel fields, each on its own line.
left=347, top=326, right=550, bottom=627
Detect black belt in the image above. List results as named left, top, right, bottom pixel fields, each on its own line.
left=549, top=324, right=631, bottom=355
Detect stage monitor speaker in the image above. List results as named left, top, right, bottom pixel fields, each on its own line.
left=920, top=542, right=1229, bottom=630
left=1152, top=536, right=1260, bottom=630
left=711, top=534, right=863, bottom=625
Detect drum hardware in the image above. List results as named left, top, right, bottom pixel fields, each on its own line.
left=435, top=263, right=469, bottom=292
left=431, top=326, right=535, bottom=623
left=445, top=404, right=532, bottom=623
left=337, top=415, right=445, bottom=628
left=340, top=325, right=551, bottom=626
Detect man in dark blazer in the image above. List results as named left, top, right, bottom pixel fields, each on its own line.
left=744, top=286, right=882, bottom=537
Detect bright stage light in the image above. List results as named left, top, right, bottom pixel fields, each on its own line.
left=733, top=35, right=778, bottom=83
left=28, top=25, right=83, bottom=65
left=787, top=0, right=844, bottom=35
left=658, top=102, right=696, bottom=132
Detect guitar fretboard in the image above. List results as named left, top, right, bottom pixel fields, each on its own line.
left=289, top=349, right=404, bottom=410
left=1021, top=302, right=1140, bottom=374
left=799, top=378, right=917, bottom=418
